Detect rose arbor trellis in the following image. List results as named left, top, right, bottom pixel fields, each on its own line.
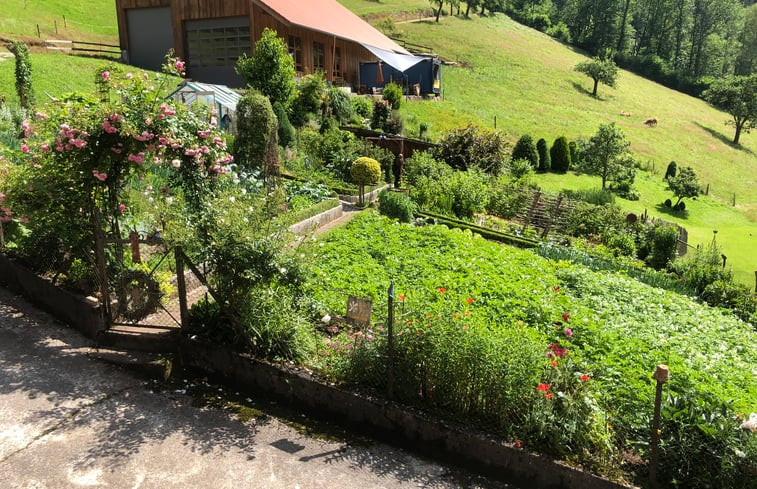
left=3, top=59, right=233, bottom=327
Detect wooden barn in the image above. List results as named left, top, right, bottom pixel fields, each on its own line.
left=115, top=0, right=440, bottom=93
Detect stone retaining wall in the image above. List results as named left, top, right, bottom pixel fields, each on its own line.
left=179, top=339, right=636, bottom=489
left=0, top=254, right=104, bottom=338
left=288, top=201, right=344, bottom=235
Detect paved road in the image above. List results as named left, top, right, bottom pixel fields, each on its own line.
left=0, top=287, right=514, bottom=489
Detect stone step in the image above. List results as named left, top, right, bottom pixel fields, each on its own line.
left=87, top=347, right=173, bottom=380
left=98, top=325, right=180, bottom=354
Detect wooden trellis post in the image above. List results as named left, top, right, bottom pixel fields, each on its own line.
left=521, top=190, right=541, bottom=235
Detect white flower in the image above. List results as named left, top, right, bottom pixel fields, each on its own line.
left=321, top=314, right=331, bottom=324
left=740, top=413, right=756, bottom=432
left=171, top=159, right=181, bottom=168
left=280, top=267, right=287, bottom=274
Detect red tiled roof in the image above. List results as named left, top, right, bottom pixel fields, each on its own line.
left=253, top=0, right=410, bottom=54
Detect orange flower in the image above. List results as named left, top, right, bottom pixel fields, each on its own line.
left=466, top=297, right=475, bottom=304
left=398, top=294, right=406, bottom=301
left=545, top=393, right=553, bottom=399
left=438, top=287, right=446, bottom=293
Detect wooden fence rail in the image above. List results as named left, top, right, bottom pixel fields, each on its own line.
left=45, top=39, right=120, bottom=56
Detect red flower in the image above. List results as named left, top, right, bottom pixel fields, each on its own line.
left=536, top=383, right=550, bottom=392
left=580, top=374, right=590, bottom=382
left=466, top=297, right=475, bottom=304
left=547, top=343, right=568, bottom=358
left=515, top=441, right=522, bottom=449
left=562, top=313, right=571, bottom=322
left=398, top=294, right=406, bottom=301
left=438, top=287, right=446, bottom=293
left=545, top=393, right=553, bottom=399
left=551, top=360, right=558, bottom=367
left=553, top=286, right=560, bottom=292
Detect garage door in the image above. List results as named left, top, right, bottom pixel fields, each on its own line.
left=126, top=7, right=174, bottom=72
left=185, top=17, right=249, bottom=86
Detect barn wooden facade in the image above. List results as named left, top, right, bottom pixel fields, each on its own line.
left=114, top=0, right=433, bottom=91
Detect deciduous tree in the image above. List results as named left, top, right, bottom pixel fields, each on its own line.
left=702, top=73, right=757, bottom=144
left=574, top=55, right=618, bottom=97
left=577, top=123, right=633, bottom=190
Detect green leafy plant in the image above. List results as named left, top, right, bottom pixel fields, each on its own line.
left=236, top=27, right=295, bottom=108
left=382, top=81, right=403, bottom=110
left=378, top=188, right=416, bottom=222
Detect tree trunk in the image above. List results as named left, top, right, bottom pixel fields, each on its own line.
left=733, top=120, right=742, bottom=145
left=465, top=4, right=470, bottom=17
left=592, top=79, right=599, bottom=97
left=616, top=0, right=632, bottom=52
left=436, top=5, right=442, bottom=22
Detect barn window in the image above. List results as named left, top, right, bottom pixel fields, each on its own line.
left=185, top=18, right=250, bottom=68
left=313, top=42, right=325, bottom=72
left=288, top=35, right=303, bottom=72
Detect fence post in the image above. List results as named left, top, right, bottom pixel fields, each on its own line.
left=649, top=364, right=670, bottom=488
left=175, top=247, right=189, bottom=330
left=386, top=280, right=395, bottom=400
left=93, top=209, right=111, bottom=326
left=63, top=15, right=67, bottom=28
left=36, top=24, right=40, bottom=38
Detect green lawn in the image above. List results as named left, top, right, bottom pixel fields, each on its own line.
left=0, top=53, right=122, bottom=105
left=387, top=13, right=755, bottom=284
left=536, top=172, right=757, bottom=286
left=0, top=0, right=117, bottom=43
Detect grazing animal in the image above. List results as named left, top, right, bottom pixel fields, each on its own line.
left=644, top=117, right=658, bottom=127
left=620, top=111, right=632, bottom=117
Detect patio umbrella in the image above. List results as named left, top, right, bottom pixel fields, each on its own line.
left=376, top=61, right=384, bottom=85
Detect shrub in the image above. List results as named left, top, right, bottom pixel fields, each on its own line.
left=433, top=124, right=508, bottom=174
left=363, top=144, right=395, bottom=184
left=568, top=140, right=579, bottom=167
left=351, top=156, right=382, bottom=204
left=272, top=101, right=295, bottom=149
left=641, top=222, right=679, bottom=270
left=290, top=73, right=327, bottom=126
left=370, top=99, right=391, bottom=132
left=327, top=87, right=353, bottom=124
left=382, top=82, right=403, bottom=110
left=351, top=96, right=373, bottom=120
left=233, top=90, right=277, bottom=171
left=664, top=161, right=677, bottom=180
left=602, top=231, right=636, bottom=257
left=403, top=151, right=452, bottom=187
left=235, top=28, right=295, bottom=108
left=448, top=169, right=490, bottom=220
left=562, top=188, right=615, bottom=206
left=8, top=41, right=35, bottom=109
left=511, top=134, right=539, bottom=168
left=565, top=202, right=627, bottom=239
left=670, top=239, right=730, bottom=295
left=487, top=177, right=533, bottom=219
left=550, top=136, right=572, bottom=172
left=508, top=158, right=535, bottom=183
left=536, top=138, right=551, bottom=171
left=378, top=189, right=416, bottom=222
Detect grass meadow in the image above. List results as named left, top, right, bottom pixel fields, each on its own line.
left=0, top=0, right=117, bottom=43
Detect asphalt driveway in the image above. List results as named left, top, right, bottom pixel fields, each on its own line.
left=0, top=287, right=513, bottom=489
